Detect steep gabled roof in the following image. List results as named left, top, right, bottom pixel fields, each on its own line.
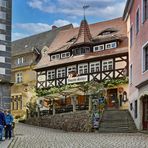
left=12, top=24, right=73, bottom=56
left=48, top=18, right=127, bottom=54
left=35, top=18, right=128, bottom=70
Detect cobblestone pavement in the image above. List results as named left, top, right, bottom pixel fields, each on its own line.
left=9, top=124, right=148, bottom=148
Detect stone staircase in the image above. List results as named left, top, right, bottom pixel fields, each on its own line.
left=99, top=109, right=137, bottom=133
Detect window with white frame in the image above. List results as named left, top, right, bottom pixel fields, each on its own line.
left=16, top=73, right=23, bottom=83
left=61, top=52, right=70, bottom=59
left=78, top=64, right=88, bottom=75
left=136, top=8, right=140, bottom=34
left=93, top=45, right=104, bottom=52
left=143, top=44, right=148, bottom=72
left=143, top=0, right=148, bottom=22
left=51, top=54, right=60, bottom=61
left=105, top=42, right=117, bottom=49
left=57, top=68, right=65, bottom=78
left=0, top=1, right=6, bottom=7
left=130, top=64, right=133, bottom=84
left=0, top=45, right=6, bottom=51
left=0, top=23, right=6, bottom=30
left=90, top=62, right=100, bottom=73
left=17, top=57, right=24, bottom=65
left=47, top=70, right=55, bottom=80
left=67, top=65, right=76, bottom=76
left=0, top=34, right=6, bottom=41
left=0, top=67, right=5, bottom=75
left=0, top=12, right=6, bottom=20
left=0, top=56, right=5, bottom=63
left=102, top=59, right=113, bottom=71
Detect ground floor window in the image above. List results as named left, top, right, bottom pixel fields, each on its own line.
left=135, top=100, right=138, bottom=118
left=143, top=43, right=148, bottom=72
left=11, top=95, right=23, bottom=110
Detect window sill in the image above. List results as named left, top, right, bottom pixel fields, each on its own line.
left=142, top=69, right=148, bottom=74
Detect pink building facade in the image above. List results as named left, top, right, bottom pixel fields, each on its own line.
left=123, top=0, right=148, bottom=130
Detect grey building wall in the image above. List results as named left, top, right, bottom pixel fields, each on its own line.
left=0, top=0, right=12, bottom=110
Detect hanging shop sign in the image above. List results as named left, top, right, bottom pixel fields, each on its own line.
left=67, top=75, right=88, bottom=84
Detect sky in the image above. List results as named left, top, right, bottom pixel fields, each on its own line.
left=12, top=0, right=127, bottom=41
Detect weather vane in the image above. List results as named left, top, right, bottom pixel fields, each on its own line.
left=83, top=5, right=90, bottom=19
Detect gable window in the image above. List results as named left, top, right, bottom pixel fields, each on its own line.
left=78, top=64, right=88, bottom=75
left=17, top=57, right=24, bottom=65
left=67, top=65, right=76, bottom=76
left=93, top=45, right=104, bottom=52
left=0, top=12, right=6, bottom=20
left=61, top=52, right=70, bottom=59
left=130, top=26, right=133, bottom=47
left=143, top=0, right=148, bottom=22
left=0, top=23, right=6, bottom=30
left=47, top=70, right=55, bottom=80
left=16, top=73, right=23, bottom=83
left=136, top=8, right=140, bottom=34
left=0, top=34, right=6, bottom=41
left=0, top=1, right=6, bottom=7
left=0, top=56, right=5, bottom=63
left=51, top=54, right=60, bottom=61
left=0, top=45, right=6, bottom=51
left=102, top=59, right=113, bottom=71
left=90, top=62, right=100, bottom=73
left=143, top=44, right=148, bottom=72
left=105, top=42, right=117, bottom=49
left=0, top=68, right=5, bottom=75
left=57, top=68, right=65, bottom=78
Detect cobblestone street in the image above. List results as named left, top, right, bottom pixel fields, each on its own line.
left=7, top=124, right=148, bottom=148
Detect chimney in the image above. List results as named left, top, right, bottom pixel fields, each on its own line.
left=52, top=25, right=57, bottom=30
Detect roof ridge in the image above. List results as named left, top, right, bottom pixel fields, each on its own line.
left=13, top=24, right=73, bottom=42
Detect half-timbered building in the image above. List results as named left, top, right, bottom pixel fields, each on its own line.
left=35, top=18, right=129, bottom=109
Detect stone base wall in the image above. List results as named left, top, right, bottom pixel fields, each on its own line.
left=25, top=111, right=92, bottom=132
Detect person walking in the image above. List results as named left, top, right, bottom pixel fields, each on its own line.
left=0, top=108, right=6, bottom=141
left=5, top=110, right=14, bottom=140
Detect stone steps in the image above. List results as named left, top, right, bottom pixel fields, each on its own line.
left=99, top=109, right=137, bottom=133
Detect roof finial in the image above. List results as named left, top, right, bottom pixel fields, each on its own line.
left=83, top=5, right=89, bottom=20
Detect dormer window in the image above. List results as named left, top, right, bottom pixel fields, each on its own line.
left=61, top=52, right=70, bottom=59
left=93, top=45, right=104, bottom=52
left=67, top=37, right=76, bottom=43
left=98, top=28, right=118, bottom=36
left=51, top=54, right=60, bottom=61
left=106, top=42, right=117, bottom=49
left=72, top=47, right=90, bottom=56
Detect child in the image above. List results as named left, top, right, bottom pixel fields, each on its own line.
left=5, top=110, right=14, bottom=139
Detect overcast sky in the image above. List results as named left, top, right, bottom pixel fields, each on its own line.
left=12, top=0, right=127, bottom=41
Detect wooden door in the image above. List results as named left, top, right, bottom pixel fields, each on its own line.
left=143, top=96, right=148, bottom=130
left=107, top=89, right=118, bottom=108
